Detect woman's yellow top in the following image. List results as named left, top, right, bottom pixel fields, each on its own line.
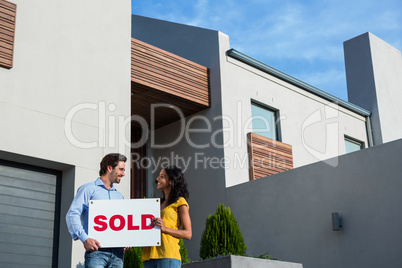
left=142, top=197, right=189, bottom=261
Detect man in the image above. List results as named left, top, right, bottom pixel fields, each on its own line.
left=66, top=153, right=127, bottom=267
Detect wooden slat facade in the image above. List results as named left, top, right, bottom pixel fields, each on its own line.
left=0, top=0, right=16, bottom=69
left=247, top=132, right=293, bottom=180
left=131, top=38, right=210, bottom=129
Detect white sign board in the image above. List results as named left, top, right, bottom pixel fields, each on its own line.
left=88, top=198, right=160, bottom=247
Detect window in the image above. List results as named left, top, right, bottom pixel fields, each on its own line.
left=251, top=102, right=279, bottom=140
left=345, top=136, right=363, bottom=153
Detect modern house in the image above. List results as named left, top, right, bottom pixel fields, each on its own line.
left=1, top=1, right=401, bottom=267
left=0, top=0, right=132, bottom=267
left=131, top=15, right=402, bottom=268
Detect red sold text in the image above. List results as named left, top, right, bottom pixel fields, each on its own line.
left=94, top=214, right=155, bottom=231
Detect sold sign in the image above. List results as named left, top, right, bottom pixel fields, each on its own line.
left=93, top=214, right=155, bottom=231
left=88, top=198, right=160, bottom=247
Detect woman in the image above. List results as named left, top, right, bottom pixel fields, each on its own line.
left=143, top=166, right=192, bottom=268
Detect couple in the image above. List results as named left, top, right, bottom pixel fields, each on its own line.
left=66, top=153, right=192, bottom=268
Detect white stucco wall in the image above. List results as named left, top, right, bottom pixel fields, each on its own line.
left=220, top=55, right=369, bottom=187
left=369, top=34, right=402, bottom=143
left=345, top=32, right=402, bottom=145
left=0, top=1, right=132, bottom=267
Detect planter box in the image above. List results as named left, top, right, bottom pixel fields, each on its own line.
left=182, top=255, right=303, bottom=268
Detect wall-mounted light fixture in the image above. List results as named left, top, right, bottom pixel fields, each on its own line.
left=332, top=213, right=343, bottom=231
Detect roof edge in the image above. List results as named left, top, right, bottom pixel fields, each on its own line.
left=226, top=49, right=371, bottom=117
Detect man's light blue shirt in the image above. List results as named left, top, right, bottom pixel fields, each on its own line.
left=66, top=177, right=124, bottom=242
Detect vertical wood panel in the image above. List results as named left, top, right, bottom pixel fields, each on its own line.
left=248, top=132, right=293, bottom=180
left=0, top=0, right=16, bottom=69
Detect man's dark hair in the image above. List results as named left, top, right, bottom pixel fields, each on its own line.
left=99, top=153, right=127, bottom=176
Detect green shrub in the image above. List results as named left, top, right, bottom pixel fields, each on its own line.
left=255, top=252, right=278, bottom=260
left=179, top=238, right=190, bottom=263
left=124, top=247, right=143, bottom=268
left=199, top=203, right=247, bottom=259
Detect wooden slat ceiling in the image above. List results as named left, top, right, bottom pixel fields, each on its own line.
left=0, top=0, right=16, bottom=69
left=247, top=132, right=294, bottom=180
left=131, top=38, right=210, bottom=129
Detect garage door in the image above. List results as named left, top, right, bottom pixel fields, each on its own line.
left=0, top=160, right=61, bottom=268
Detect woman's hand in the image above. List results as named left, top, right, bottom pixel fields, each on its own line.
left=151, top=205, right=192, bottom=240
left=152, top=217, right=166, bottom=232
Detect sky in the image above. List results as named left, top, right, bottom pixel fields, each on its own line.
left=131, top=0, right=402, bottom=101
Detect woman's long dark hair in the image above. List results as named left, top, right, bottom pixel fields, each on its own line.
left=160, top=165, right=189, bottom=206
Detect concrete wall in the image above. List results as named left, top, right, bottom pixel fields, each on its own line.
left=226, top=139, right=402, bottom=268
left=344, top=32, right=402, bottom=145
left=183, top=255, right=303, bottom=268
left=221, top=54, right=369, bottom=187
left=0, top=1, right=132, bottom=267
left=131, top=15, right=229, bottom=259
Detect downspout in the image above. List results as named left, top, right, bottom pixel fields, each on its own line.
left=366, top=114, right=374, bottom=147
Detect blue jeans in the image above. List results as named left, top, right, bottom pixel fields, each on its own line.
left=84, top=248, right=124, bottom=268
left=143, top=258, right=181, bottom=268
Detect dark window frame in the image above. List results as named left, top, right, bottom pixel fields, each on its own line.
left=344, top=135, right=364, bottom=153
left=251, top=100, right=282, bottom=141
